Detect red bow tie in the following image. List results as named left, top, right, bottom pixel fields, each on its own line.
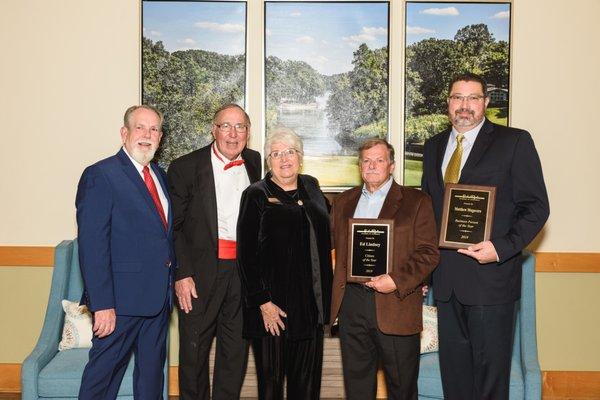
left=213, top=143, right=245, bottom=171
left=224, top=159, right=245, bottom=170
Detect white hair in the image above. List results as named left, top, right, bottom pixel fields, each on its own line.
left=264, top=126, right=304, bottom=168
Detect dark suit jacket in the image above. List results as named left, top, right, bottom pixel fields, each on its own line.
left=421, top=119, right=550, bottom=305
left=167, top=143, right=261, bottom=313
left=237, top=173, right=333, bottom=339
left=329, top=181, right=440, bottom=335
left=76, top=149, right=174, bottom=316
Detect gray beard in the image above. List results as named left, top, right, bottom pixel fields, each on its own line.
left=130, top=148, right=156, bottom=165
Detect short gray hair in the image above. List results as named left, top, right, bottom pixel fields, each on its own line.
left=265, top=126, right=304, bottom=168
left=123, top=105, right=164, bottom=129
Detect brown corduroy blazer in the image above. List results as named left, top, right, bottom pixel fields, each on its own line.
left=329, top=180, right=440, bottom=336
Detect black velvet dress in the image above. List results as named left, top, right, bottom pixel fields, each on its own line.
left=237, top=172, right=333, bottom=400
left=237, top=172, right=333, bottom=340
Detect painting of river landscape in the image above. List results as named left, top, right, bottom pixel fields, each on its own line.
left=142, top=1, right=246, bottom=169
left=404, top=2, right=511, bottom=186
left=266, top=2, right=389, bottom=188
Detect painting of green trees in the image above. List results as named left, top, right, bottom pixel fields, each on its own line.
left=142, top=1, right=246, bottom=168
left=266, top=2, right=389, bottom=188
left=404, top=3, right=511, bottom=186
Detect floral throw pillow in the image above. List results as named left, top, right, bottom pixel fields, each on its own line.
left=421, top=305, right=439, bottom=354
left=58, top=299, right=93, bottom=351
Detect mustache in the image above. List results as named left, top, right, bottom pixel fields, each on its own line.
left=455, top=108, right=474, bottom=116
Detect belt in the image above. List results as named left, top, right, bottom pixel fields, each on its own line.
left=218, top=238, right=237, bottom=260
left=348, top=282, right=374, bottom=292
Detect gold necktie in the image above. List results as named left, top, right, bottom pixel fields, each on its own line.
left=444, top=133, right=464, bottom=184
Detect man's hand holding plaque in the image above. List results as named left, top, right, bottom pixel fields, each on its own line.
left=364, top=274, right=397, bottom=293
left=457, top=240, right=499, bottom=264
left=439, top=184, right=496, bottom=250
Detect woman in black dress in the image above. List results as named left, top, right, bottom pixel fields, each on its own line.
left=237, top=127, right=333, bottom=400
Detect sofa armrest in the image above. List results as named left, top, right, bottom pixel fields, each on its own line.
left=21, top=240, right=74, bottom=400
left=22, top=339, right=59, bottom=399
left=519, top=252, right=542, bottom=400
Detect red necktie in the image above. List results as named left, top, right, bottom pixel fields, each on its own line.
left=142, top=166, right=168, bottom=230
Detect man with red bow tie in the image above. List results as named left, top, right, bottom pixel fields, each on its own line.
left=168, top=104, right=261, bottom=400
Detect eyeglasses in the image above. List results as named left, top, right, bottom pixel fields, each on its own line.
left=215, top=122, right=249, bottom=133
left=448, top=94, right=486, bottom=103
left=268, top=148, right=300, bottom=159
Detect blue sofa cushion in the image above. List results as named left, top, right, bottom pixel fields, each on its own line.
left=509, top=354, right=524, bottom=399
left=38, top=348, right=134, bottom=397
left=418, top=352, right=444, bottom=399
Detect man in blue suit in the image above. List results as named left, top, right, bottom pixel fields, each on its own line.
left=76, top=105, right=174, bottom=399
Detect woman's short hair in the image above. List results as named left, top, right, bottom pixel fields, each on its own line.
left=264, top=126, right=304, bottom=168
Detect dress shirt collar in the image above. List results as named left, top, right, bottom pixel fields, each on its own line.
left=450, top=117, right=486, bottom=147
left=211, top=142, right=243, bottom=165
left=361, top=175, right=393, bottom=199
left=122, top=146, right=147, bottom=174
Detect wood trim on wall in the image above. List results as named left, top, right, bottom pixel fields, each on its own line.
left=535, top=252, right=600, bottom=273
left=0, top=364, right=20, bottom=393
left=168, top=366, right=178, bottom=397
left=543, top=371, right=600, bottom=399
left=0, top=246, right=54, bottom=267
left=4, top=247, right=600, bottom=272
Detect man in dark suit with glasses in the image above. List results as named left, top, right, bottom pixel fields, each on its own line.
left=421, top=73, right=549, bottom=400
left=168, top=104, right=261, bottom=400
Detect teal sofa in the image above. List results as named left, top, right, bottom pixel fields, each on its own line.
left=21, top=240, right=168, bottom=399
left=418, top=252, right=542, bottom=399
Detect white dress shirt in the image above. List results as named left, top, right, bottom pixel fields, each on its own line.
left=441, top=118, right=485, bottom=178
left=122, top=146, right=169, bottom=221
left=211, top=144, right=251, bottom=241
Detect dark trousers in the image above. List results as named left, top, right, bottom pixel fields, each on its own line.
left=178, top=260, right=248, bottom=400
left=252, top=328, right=324, bottom=400
left=338, top=285, right=420, bottom=400
left=79, top=300, right=169, bottom=400
left=437, top=293, right=517, bottom=400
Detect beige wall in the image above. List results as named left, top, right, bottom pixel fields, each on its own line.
left=0, top=0, right=140, bottom=245
left=511, top=0, right=600, bottom=252
left=537, top=273, right=600, bottom=371
left=0, top=0, right=598, bottom=371
left=0, top=268, right=53, bottom=363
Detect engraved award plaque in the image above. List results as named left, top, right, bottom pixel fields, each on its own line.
left=439, top=184, right=496, bottom=249
left=347, top=219, right=394, bottom=283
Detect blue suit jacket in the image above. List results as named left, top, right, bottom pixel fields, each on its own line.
left=76, top=149, right=175, bottom=316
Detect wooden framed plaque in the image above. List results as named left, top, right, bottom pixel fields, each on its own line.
left=347, top=219, right=394, bottom=283
left=439, top=184, right=496, bottom=249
